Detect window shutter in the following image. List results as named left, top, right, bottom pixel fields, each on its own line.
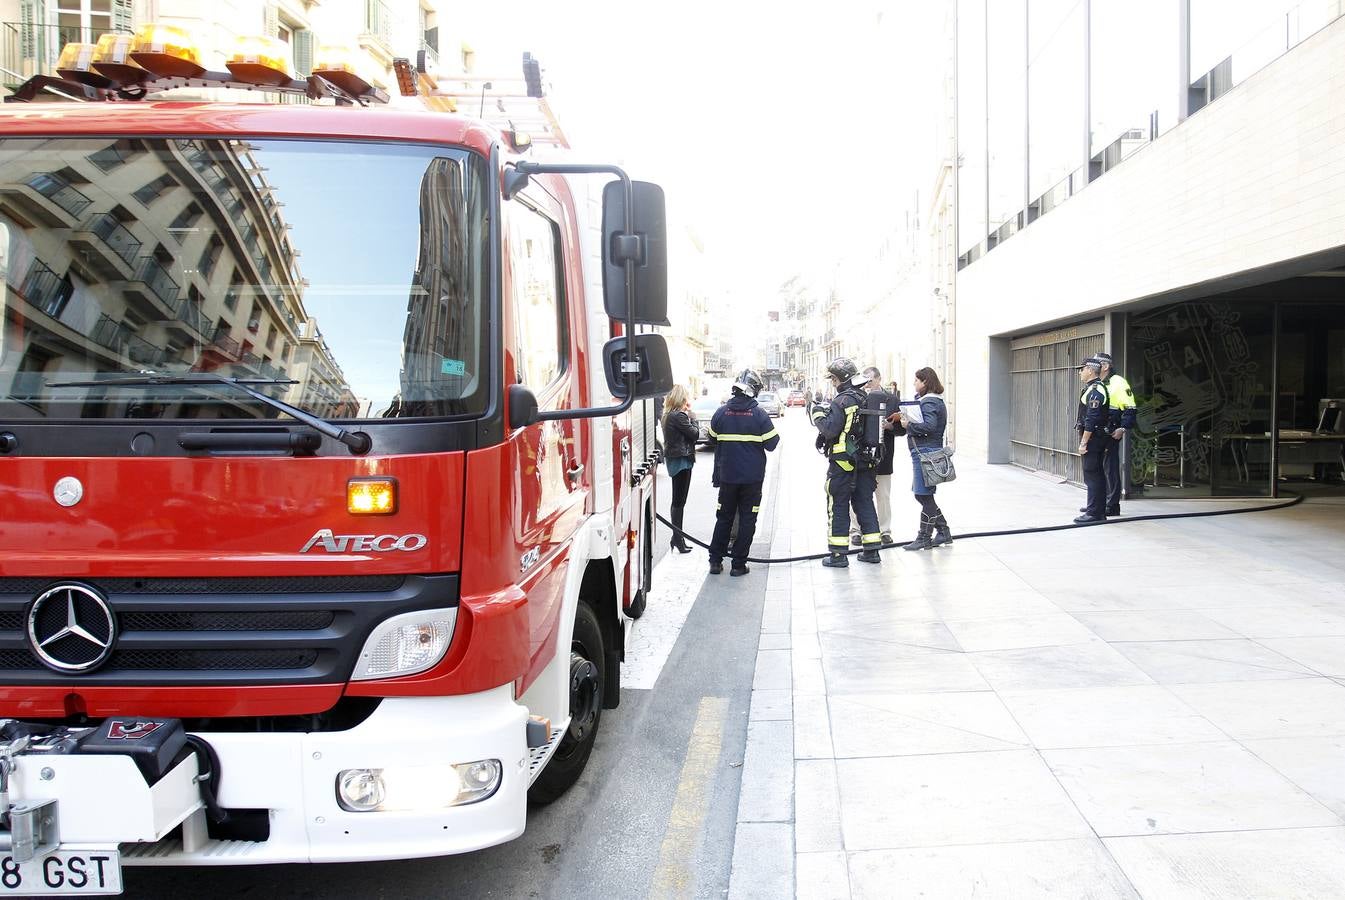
left=293, top=28, right=313, bottom=76
left=263, top=4, right=279, bottom=38
left=112, top=0, right=133, bottom=33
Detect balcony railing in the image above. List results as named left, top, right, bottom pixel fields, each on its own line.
left=363, top=0, right=393, bottom=48
left=82, top=213, right=141, bottom=268
left=90, top=314, right=130, bottom=353
left=174, top=299, right=210, bottom=337
left=25, top=172, right=92, bottom=218
left=212, top=326, right=240, bottom=358
left=20, top=260, right=66, bottom=316
left=132, top=257, right=180, bottom=308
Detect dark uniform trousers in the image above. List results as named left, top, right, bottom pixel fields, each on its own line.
left=1102, top=437, right=1122, bottom=514
left=827, top=460, right=880, bottom=548
left=710, top=481, right=763, bottom=564
left=1083, top=432, right=1115, bottom=518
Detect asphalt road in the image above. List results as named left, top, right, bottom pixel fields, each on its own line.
left=127, top=416, right=794, bottom=900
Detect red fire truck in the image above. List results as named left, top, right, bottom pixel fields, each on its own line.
left=0, top=26, right=670, bottom=893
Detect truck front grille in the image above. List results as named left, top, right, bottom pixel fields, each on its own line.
left=0, top=574, right=458, bottom=686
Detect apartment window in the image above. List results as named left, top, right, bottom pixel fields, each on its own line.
left=87, top=139, right=138, bottom=172
left=133, top=174, right=177, bottom=206
left=197, top=236, right=224, bottom=281
left=247, top=300, right=261, bottom=332
left=171, top=202, right=204, bottom=235
left=224, top=269, right=243, bottom=311
left=265, top=328, right=277, bottom=351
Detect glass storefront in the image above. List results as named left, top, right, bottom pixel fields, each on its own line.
left=1125, top=300, right=1345, bottom=497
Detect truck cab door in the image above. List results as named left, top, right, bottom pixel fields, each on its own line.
left=504, top=187, right=587, bottom=671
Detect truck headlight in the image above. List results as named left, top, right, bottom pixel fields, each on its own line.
left=335, top=760, right=502, bottom=812
left=350, top=608, right=457, bottom=681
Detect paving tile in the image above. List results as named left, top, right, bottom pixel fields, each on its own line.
left=737, top=720, right=793, bottom=823
left=794, top=656, right=827, bottom=695
left=748, top=689, right=793, bottom=722
left=969, top=642, right=1155, bottom=691
left=728, top=822, right=793, bottom=900
left=828, top=691, right=1028, bottom=757
left=1111, top=639, right=1317, bottom=684
left=795, top=759, right=844, bottom=852
left=794, top=693, right=835, bottom=760
left=1043, top=741, right=1340, bottom=836
left=836, top=750, right=1093, bottom=851
left=791, top=631, right=821, bottom=660
left=927, top=590, right=1067, bottom=620
left=796, top=851, right=850, bottom=900
left=942, top=613, right=1099, bottom=651
left=1070, top=610, right=1240, bottom=642
left=1244, top=735, right=1345, bottom=819
left=849, top=839, right=1139, bottom=900
left=1201, top=606, right=1345, bottom=639
left=758, top=632, right=791, bottom=651
left=822, top=651, right=990, bottom=695
left=752, top=648, right=791, bottom=691
left=997, top=684, right=1227, bottom=749
left=760, top=600, right=791, bottom=634
left=1169, top=678, right=1345, bottom=739
left=817, top=621, right=962, bottom=654
left=1260, top=636, right=1345, bottom=677
left=1104, top=827, right=1345, bottom=899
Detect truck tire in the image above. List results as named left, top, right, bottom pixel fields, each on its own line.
left=529, top=601, right=604, bottom=805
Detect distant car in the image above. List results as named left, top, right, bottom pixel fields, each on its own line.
left=757, top=391, right=783, bottom=418
left=692, top=396, right=721, bottom=446
left=786, top=390, right=806, bottom=407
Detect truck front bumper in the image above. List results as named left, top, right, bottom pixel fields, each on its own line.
left=118, top=686, right=530, bottom=865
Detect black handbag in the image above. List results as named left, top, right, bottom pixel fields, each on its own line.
left=918, top=447, right=957, bottom=485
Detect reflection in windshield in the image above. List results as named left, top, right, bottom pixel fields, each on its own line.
left=0, top=138, right=488, bottom=421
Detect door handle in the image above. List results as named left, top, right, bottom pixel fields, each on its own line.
left=566, top=463, right=585, bottom=482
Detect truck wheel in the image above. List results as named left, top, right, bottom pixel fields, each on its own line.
left=529, top=601, right=604, bottom=805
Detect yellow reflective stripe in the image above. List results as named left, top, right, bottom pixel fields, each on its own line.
left=751, top=506, right=761, bottom=513
left=708, top=427, right=720, bottom=438
left=834, top=459, right=854, bottom=472
left=714, top=433, right=775, bottom=442
left=862, top=533, right=881, bottom=541
left=828, top=537, right=850, bottom=546
left=831, top=404, right=857, bottom=454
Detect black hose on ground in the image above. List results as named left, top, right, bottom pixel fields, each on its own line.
left=656, top=492, right=1306, bottom=565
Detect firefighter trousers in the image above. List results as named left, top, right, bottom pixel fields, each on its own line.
left=827, top=461, right=880, bottom=549
left=710, top=481, right=763, bottom=563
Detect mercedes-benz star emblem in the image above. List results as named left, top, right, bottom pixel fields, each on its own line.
left=52, top=476, right=84, bottom=508
left=27, top=584, right=117, bottom=673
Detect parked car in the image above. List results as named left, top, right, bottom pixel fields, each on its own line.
left=692, top=396, right=721, bottom=446
left=758, top=391, right=783, bottom=418
left=786, top=390, right=806, bottom=407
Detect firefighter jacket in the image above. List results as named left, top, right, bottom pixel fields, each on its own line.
left=811, top=387, right=868, bottom=471
left=1077, top=378, right=1111, bottom=434
left=1103, top=373, right=1138, bottom=430
left=709, top=393, right=779, bottom=484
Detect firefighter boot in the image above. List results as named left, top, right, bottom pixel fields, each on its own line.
left=903, top=515, right=934, bottom=551
left=857, top=546, right=882, bottom=564
left=821, top=551, right=849, bottom=568
left=930, top=514, right=953, bottom=548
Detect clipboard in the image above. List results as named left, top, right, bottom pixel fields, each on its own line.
left=898, top=399, right=924, bottom=424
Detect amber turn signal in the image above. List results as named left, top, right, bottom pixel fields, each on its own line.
left=348, top=477, right=397, bottom=515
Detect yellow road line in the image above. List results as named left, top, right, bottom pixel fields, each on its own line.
left=648, top=695, right=729, bottom=899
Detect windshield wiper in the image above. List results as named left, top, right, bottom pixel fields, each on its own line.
left=47, top=373, right=372, bottom=454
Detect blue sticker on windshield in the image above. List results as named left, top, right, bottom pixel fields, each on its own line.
left=441, top=358, right=466, bottom=376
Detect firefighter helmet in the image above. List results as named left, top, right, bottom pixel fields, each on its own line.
left=732, top=368, right=763, bottom=398
left=826, top=357, right=858, bottom=384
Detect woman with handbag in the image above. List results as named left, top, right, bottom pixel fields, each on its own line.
left=662, top=385, right=700, bottom=553
left=896, top=367, right=954, bottom=551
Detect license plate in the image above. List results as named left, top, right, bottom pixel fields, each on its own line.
left=0, top=850, right=121, bottom=895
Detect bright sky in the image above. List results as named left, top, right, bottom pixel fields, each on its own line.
left=454, top=1, right=949, bottom=302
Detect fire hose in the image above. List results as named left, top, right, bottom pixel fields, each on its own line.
left=655, top=492, right=1305, bottom=565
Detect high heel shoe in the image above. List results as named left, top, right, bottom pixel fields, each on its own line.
left=672, top=541, right=693, bottom=554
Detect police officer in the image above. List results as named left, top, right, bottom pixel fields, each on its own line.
left=812, top=357, right=882, bottom=567
left=707, top=369, right=779, bottom=576
left=1096, top=352, right=1137, bottom=516
left=1075, top=357, right=1112, bottom=524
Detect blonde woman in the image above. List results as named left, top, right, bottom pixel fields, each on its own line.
left=662, top=385, right=699, bottom=553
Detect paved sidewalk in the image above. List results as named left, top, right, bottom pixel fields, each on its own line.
left=727, top=444, right=1345, bottom=899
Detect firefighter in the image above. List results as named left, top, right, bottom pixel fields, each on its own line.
left=1095, top=352, right=1137, bottom=516
left=707, top=369, right=779, bottom=576
left=812, top=357, right=882, bottom=568
left=1075, top=357, right=1113, bottom=523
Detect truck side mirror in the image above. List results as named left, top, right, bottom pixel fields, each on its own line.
left=602, top=333, right=673, bottom=400
left=602, top=181, right=669, bottom=327
left=507, top=384, right=540, bottom=428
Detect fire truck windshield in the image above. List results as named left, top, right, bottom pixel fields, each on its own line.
left=0, top=137, right=490, bottom=421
